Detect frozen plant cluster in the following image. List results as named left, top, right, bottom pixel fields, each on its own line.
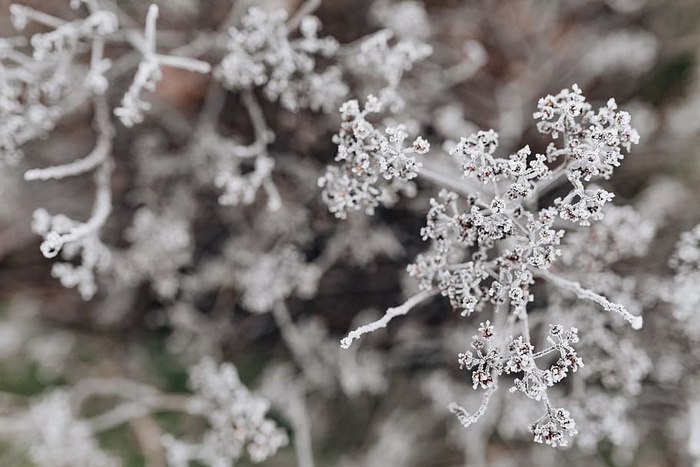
left=319, top=95, right=429, bottom=218
left=1, top=0, right=700, bottom=466
left=331, top=83, right=647, bottom=447
left=216, top=6, right=346, bottom=112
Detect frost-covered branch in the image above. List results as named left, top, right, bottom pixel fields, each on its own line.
left=341, top=290, right=435, bottom=349
left=114, top=4, right=211, bottom=127
left=537, top=268, right=643, bottom=330
left=24, top=97, right=113, bottom=181
left=448, top=384, right=497, bottom=428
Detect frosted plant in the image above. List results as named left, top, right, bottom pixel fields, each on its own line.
left=545, top=295, right=652, bottom=449
left=370, top=0, right=431, bottom=41
left=114, top=4, right=210, bottom=127
left=4, top=1, right=209, bottom=298
left=0, top=41, right=64, bottom=165
left=27, top=96, right=114, bottom=299
left=657, top=223, right=700, bottom=465
left=0, top=1, right=119, bottom=165
left=162, top=357, right=289, bottom=466
left=25, top=390, right=119, bottom=467
left=0, top=0, right=693, bottom=464
left=196, top=89, right=282, bottom=210
left=235, top=246, right=320, bottom=314
left=560, top=204, right=656, bottom=269
left=331, top=85, right=643, bottom=446
left=215, top=6, right=347, bottom=112
left=320, top=213, right=403, bottom=267
left=0, top=358, right=288, bottom=466
left=113, top=206, right=193, bottom=300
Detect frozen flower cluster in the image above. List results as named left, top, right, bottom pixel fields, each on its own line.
left=113, top=207, right=193, bottom=300
left=319, top=95, right=429, bottom=218
left=458, top=324, right=583, bottom=394
left=533, top=85, right=639, bottom=226
left=216, top=7, right=346, bottom=112
left=25, top=390, right=119, bottom=467
left=370, top=0, right=431, bottom=41
left=235, top=246, right=321, bottom=314
left=162, top=358, right=288, bottom=466
left=0, top=67, right=63, bottom=165
left=453, top=323, right=583, bottom=447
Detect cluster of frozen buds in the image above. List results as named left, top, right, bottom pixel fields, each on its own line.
left=458, top=324, right=582, bottom=396
left=25, top=390, right=119, bottom=467
left=529, top=406, right=578, bottom=448
left=350, top=28, right=432, bottom=111
left=319, top=95, right=429, bottom=218
left=0, top=1, right=109, bottom=165
left=534, top=85, right=639, bottom=225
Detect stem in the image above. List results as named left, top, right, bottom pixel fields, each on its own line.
left=448, top=382, right=497, bottom=429
left=144, top=4, right=159, bottom=56
left=58, top=159, right=113, bottom=245
left=535, top=268, right=643, bottom=330
left=271, top=301, right=330, bottom=386
left=340, top=290, right=435, bottom=349
left=419, top=165, right=488, bottom=204
left=156, top=54, right=211, bottom=73
left=242, top=90, right=273, bottom=145
left=289, top=390, right=315, bottom=467
left=24, top=97, right=113, bottom=181
left=87, top=395, right=192, bottom=432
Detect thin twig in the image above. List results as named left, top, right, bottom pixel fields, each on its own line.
left=448, top=383, right=498, bottom=429
left=535, top=268, right=643, bottom=330
left=341, top=290, right=436, bottom=349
